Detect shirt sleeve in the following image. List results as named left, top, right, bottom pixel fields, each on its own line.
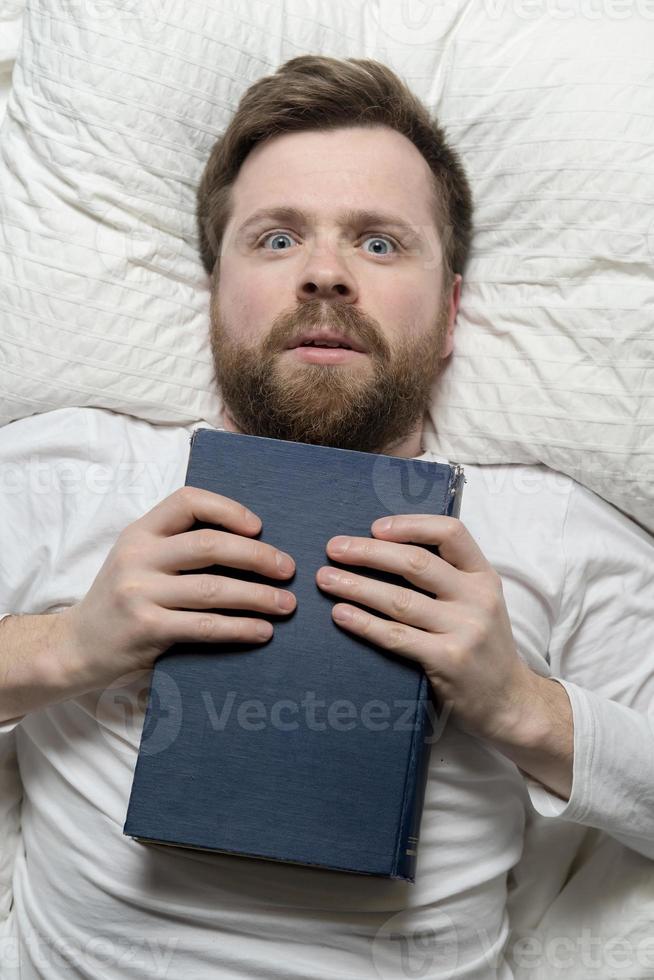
left=523, top=479, right=654, bottom=859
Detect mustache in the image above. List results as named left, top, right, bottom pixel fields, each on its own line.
left=269, top=299, right=382, bottom=355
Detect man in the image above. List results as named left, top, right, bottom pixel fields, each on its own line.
left=0, top=56, right=652, bottom=979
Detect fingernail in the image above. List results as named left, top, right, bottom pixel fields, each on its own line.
left=374, top=517, right=393, bottom=532
left=276, top=590, right=295, bottom=611
left=333, top=605, right=353, bottom=622
left=330, top=537, right=351, bottom=555
left=276, top=552, right=294, bottom=574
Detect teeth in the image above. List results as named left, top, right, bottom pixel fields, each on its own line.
left=301, top=340, right=351, bottom=349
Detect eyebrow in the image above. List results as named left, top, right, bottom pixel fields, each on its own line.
left=236, top=206, right=424, bottom=246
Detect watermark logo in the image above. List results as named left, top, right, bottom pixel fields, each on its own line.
left=370, top=453, right=448, bottom=515
left=371, top=908, right=461, bottom=978
left=366, top=0, right=453, bottom=47
left=95, top=668, right=182, bottom=757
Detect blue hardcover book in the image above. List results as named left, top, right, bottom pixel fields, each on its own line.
left=123, top=429, right=464, bottom=882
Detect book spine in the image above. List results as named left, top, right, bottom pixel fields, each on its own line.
left=393, top=670, right=435, bottom=882
left=446, top=464, right=465, bottom=518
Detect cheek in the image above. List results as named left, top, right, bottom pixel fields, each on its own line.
left=368, top=264, right=437, bottom=329
left=215, top=256, right=254, bottom=317
left=214, top=265, right=285, bottom=343
left=384, top=291, right=430, bottom=342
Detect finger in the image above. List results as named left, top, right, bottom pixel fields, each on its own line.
left=370, top=515, right=489, bottom=574
left=135, top=485, right=262, bottom=539
left=326, top=536, right=461, bottom=600
left=154, top=607, right=275, bottom=645
left=157, top=572, right=296, bottom=615
left=330, top=603, right=438, bottom=667
left=153, top=527, right=295, bottom=579
left=316, top=567, right=458, bottom=633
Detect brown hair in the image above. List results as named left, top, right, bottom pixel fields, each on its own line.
left=196, top=55, right=473, bottom=287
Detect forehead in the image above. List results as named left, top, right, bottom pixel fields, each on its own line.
left=229, top=125, right=436, bottom=229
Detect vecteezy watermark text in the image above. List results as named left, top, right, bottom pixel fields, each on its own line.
left=0, top=457, right=180, bottom=497
left=201, top=689, right=452, bottom=744
left=97, top=673, right=453, bottom=758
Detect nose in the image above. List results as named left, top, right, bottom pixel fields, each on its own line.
left=295, top=238, right=358, bottom=305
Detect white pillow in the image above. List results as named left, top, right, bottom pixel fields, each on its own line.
left=0, top=0, right=652, bottom=532
left=0, top=0, right=23, bottom=125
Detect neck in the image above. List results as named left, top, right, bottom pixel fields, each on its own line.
left=378, top=425, right=425, bottom=458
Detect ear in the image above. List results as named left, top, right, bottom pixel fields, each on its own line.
left=441, top=273, right=462, bottom=359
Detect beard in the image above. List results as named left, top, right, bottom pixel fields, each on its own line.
left=209, top=295, right=450, bottom=456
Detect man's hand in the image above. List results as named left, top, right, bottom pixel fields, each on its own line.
left=316, top=514, right=573, bottom=798
left=57, top=486, right=297, bottom=698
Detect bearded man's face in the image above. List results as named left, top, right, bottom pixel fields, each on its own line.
left=209, top=124, right=460, bottom=457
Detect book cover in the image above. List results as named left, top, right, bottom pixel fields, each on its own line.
left=123, top=429, right=465, bottom=882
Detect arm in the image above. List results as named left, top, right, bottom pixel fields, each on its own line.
left=480, top=669, right=654, bottom=861
left=0, top=486, right=297, bottom=726
left=482, top=674, right=574, bottom=801
left=516, top=479, right=654, bottom=858
left=470, top=480, right=654, bottom=857
left=0, top=612, right=79, bottom=725
left=526, top=678, right=654, bottom=859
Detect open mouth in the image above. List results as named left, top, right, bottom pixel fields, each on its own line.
left=288, top=344, right=367, bottom=363
left=284, top=328, right=368, bottom=361
left=286, top=331, right=367, bottom=353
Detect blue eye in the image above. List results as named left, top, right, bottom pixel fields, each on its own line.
left=362, top=236, right=396, bottom=256
left=260, top=232, right=296, bottom=250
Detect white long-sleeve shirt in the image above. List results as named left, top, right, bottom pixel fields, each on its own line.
left=0, top=407, right=652, bottom=980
